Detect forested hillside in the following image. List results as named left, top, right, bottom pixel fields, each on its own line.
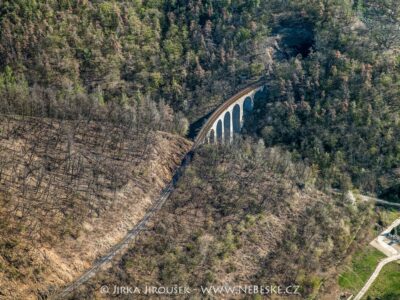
left=0, top=116, right=191, bottom=299
left=244, top=0, right=400, bottom=198
left=1, top=0, right=400, bottom=299
left=73, top=140, right=376, bottom=299
left=0, top=0, right=269, bottom=121
left=2, top=0, right=398, bottom=195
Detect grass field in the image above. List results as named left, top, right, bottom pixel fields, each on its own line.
left=364, top=261, right=400, bottom=300
left=338, top=246, right=386, bottom=293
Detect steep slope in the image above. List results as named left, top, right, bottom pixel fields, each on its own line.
left=72, top=141, right=375, bottom=299
left=0, top=116, right=192, bottom=299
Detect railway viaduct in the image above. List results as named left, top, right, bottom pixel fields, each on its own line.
left=56, top=80, right=400, bottom=299
left=193, top=81, right=266, bottom=147
left=56, top=81, right=266, bottom=298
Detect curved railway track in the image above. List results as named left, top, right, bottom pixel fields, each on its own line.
left=193, top=81, right=265, bottom=147
left=53, top=81, right=265, bottom=299
left=52, top=79, right=400, bottom=298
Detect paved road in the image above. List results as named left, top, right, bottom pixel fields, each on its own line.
left=354, top=254, right=400, bottom=300
left=370, top=218, right=400, bottom=256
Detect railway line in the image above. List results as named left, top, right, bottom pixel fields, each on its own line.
left=53, top=81, right=265, bottom=298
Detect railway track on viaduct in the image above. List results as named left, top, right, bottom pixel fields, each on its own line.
left=53, top=79, right=400, bottom=298
left=53, top=81, right=265, bottom=299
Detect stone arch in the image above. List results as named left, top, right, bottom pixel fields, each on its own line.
left=209, top=129, right=215, bottom=144
left=223, top=111, right=231, bottom=143
left=243, top=96, right=253, bottom=118
left=232, top=104, right=241, bottom=134
left=216, top=120, right=223, bottom=143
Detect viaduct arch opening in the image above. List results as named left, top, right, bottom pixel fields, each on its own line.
left=194, top=82, right=265, bottom=147
left=243, top=97, right=253, bottom=120
left=216, top=120, right=223, bottom=143
left=224, top=112, right=231, bottom=143
left=232, top=104, right=241, bottom=135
